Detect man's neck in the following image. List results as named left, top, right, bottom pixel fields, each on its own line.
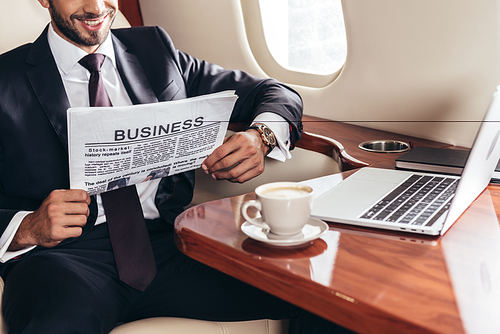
left=47, top=23, right=116, bottom=75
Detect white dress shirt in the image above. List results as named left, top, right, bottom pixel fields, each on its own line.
left=0, top=24, right=291, bottom=262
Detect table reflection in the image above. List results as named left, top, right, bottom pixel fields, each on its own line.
left=441, top=189, right=500, bottom=333
left=241, top=231, right=339, bottom=287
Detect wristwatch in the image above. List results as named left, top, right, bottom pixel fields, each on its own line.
left=248, top=123, right=277, bottom=156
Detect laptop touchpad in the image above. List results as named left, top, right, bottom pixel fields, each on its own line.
left=312, top=169, right=408, bottom=219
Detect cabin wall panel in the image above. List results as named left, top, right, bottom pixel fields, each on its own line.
left=139, top=0, right=264, bottom=75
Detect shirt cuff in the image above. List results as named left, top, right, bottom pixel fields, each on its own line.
left=0, top=211, right=37, bottom=263
left=252, top=113, right=292, bottom=162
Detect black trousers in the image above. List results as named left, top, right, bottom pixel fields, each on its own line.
left=2, top=220, right=352, bottom=334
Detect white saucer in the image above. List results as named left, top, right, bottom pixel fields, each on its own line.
left=241, top=217, right=328, bottom=246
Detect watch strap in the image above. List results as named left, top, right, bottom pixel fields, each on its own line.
left=248, top=123, right=277, bottom=156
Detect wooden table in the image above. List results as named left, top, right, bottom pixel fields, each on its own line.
left=174, top=119, right=500, bottom=333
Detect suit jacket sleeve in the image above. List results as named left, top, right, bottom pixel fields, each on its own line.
left=175, top=47, right=304, bottom=148
left=120, top=26, right=304, bottom=223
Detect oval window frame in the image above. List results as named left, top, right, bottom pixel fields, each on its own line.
left=240, top=0, right=346, bottom=88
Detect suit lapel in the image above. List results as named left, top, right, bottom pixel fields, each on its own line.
left=26, top=26, right=71, bottom=151
left=112, top=34, right=159, bottom=105
left=24, top=29, right=159, bottom=151
left=25, top=29, right=171, bottom=151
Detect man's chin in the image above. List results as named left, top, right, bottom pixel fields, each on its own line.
left=72, top=25, right=111, bottom=48
left=50, top=4, right=115, bottom=52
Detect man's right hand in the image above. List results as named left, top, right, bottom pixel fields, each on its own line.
left=9, top=189, right=91, bottom=250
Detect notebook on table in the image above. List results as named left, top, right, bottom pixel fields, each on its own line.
left=394, top=146, right=500, bottom=181
left=312, top=86, right=500, bottom=236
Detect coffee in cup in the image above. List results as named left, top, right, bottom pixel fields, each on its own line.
left=241, top=182, right=313, bottom=236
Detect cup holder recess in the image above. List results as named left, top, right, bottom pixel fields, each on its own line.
left=358, top=140, right=410, bottom=153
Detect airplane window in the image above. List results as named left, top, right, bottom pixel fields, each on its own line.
left=258, top=0, right=346, bottom=75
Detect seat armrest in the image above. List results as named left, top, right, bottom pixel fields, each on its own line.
left=191, top=129, right=358, bottom=205
left=296, top=132, right=369, bottom=171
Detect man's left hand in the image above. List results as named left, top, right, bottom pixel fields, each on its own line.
left=201, top=130, right=269, bottom=183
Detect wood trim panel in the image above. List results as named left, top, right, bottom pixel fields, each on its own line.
left=118, top=0, right=143, bottom=27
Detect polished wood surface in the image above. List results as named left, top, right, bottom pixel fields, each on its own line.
left=175, top=185, right=500, bottom=333
left=230, top=115, right=451, bottom=171
left=297, top=131, right=369, bottom=171
left=300, top=115, right=454, bottom=169
left=175, top=120, right=500, bottom=333
left=118, top=0, right=143, bottom=27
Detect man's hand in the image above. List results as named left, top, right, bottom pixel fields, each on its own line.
left=201, top=130, right=269, bottom=183
left=9, top=189, right=91, bottom=250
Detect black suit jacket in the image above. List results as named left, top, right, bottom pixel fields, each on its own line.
left=0, top=26, right=303, bottom=254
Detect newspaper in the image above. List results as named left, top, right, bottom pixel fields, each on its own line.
left=68, top=91, right=238, bottom=195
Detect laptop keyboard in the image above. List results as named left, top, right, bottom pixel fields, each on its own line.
left=360, top=174, right=458, bottom=226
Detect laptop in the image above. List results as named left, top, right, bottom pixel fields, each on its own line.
left=312, top=86, right=500, bottom=236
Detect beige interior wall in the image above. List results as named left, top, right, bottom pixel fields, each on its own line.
left=0, top=1, right=50, bottom=53
left=139, top=0, right=500, bottom=148
left=140, top=0, right=264, bottom=75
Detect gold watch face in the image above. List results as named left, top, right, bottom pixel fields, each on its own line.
left=262, top=127, right=277, bottom=147
left=250, top=123, right=277, bottom=152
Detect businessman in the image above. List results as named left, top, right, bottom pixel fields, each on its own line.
left=0, top=0, right=351, bottom=333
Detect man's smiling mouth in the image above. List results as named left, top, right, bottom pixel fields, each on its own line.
left=79, top=14, right=108, bottom=27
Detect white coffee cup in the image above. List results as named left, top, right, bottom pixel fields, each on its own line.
left=241, top=182, right=314, bottom=236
